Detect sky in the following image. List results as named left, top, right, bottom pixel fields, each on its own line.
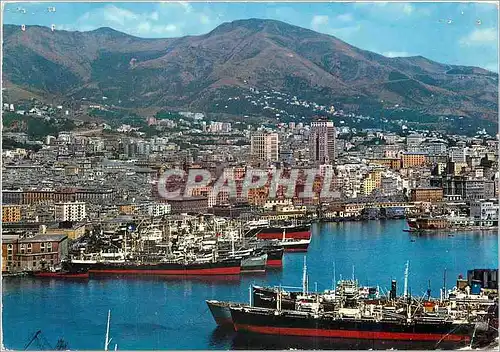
left=2, top=1, right=499, bottom=72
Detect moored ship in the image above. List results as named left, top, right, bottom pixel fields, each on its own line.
left=206, top=300, right=245, bottom=327
left=263, top=246, right=284, bottom=267
left=229, top=305, right=493, bottom=349
left=207, top=266, right=498, bottom=349
left=245, top=221, right=312, bottom=241
left=63, top=257, right=242, bottom=276
left=406, top=215, right=498, bottom=232
left=222, top=243, right=285, bottom=268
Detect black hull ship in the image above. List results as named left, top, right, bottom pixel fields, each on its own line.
left=207, top=282, right=378, bottom=327
left=229, top=306, right=492, bottom=349
left=63, top=258, right=242, bottom=276
left=207, top=268, right=499, bottom=349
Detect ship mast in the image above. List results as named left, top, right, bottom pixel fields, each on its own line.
left=443, top=268, right=447, bottom=300
left=403, top=261, right=409, bottom=298
left=333, top=261, right=336, bottom=290
left=277, top=285, right=282, bottom=312
left=231, top=231, right=235, bottom=257
left=249, top=284, right=253, bottom=306
left=124, top=227, right=128, bottom=259
left=302, top=257, right=308, bottom=295
left=104, top=310, right=111, bottom=351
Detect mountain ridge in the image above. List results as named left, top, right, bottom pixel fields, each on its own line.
left=2, top=19, right=498, bottom=122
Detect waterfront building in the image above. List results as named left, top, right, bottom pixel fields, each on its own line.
left=410, top=187, right=444, bottom=202
left=309, top=119, right=336, bottom=164
left=432, top=175, right=496, bottom=201
left=470, top=200, right=499, bottom=226
left=54, top=201, right=86, bottom=222
left=2, top=235, right=20, bottom=273
left=2, top=234, right=68, bottom=273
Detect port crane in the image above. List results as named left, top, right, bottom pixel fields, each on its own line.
left=24, top=330, right=68, bottom=350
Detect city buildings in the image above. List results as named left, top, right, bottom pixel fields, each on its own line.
left=1, top=97, right=499, bottom=276
left=401, top=152, right=427, bottom=169
left=2, top=205, right=22, bottom=223
left=168, top=196, right=209, bottom=214
left=470, top=200, right=499, bottom=226
left=410, top=187, right=444, bottom=202
left=251, top=132, right=279, bottom=162
left=54, top=201, right=86, bottom=222
left=309, top=119, right=336, bottom=164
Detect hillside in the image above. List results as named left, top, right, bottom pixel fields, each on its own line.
left=2, top=19, right=498, bottom=123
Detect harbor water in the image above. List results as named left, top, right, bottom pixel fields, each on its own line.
left=3, top=220, right=498, bottom=350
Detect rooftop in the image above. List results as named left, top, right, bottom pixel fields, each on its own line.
left=19, top=234, right=67, bottom=243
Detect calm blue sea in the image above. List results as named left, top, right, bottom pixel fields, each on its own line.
left=3, top=220, right=498, bottom=350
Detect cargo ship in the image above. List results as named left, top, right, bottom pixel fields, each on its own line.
left=245, top=220, right=312, bottom=241
left=230, top=276, right=497, bottom=349
left=63, top=257, right=242, bottom=276
left=208, top=281, right=378, bottom=327
left=229, top=305, right=493, bottom=349
left=406, top=216, right=498, bottom=232
left=207, top=300, right=245, bottom=326
left=207, top=266, right=498, bottom=349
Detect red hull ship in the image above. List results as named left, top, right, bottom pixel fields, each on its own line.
left=64, top=258, right=242, bottom=276
left=247, top=223, right=312, bottom=241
